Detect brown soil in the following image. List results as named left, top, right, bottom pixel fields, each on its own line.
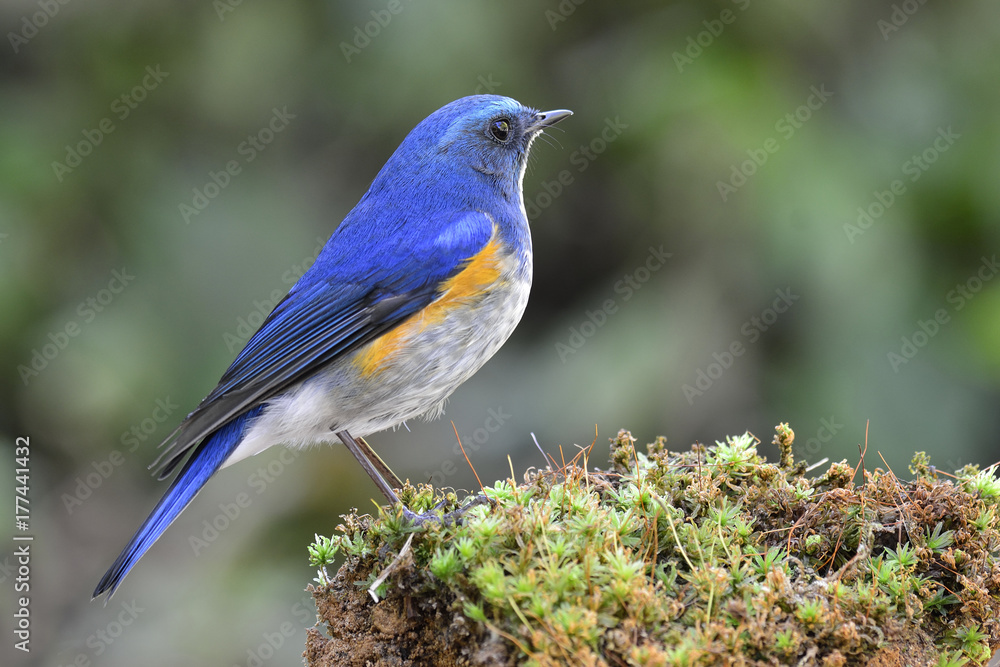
left=305, top=561, right=515, bottom=667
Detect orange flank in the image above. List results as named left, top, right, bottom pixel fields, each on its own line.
left=355, top=234, right=504, bottom=377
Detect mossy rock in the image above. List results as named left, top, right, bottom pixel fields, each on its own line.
left=304, top=425, right=1000, bottom=666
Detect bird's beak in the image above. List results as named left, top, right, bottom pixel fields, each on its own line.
left=529, top=109, right=573, bottom=132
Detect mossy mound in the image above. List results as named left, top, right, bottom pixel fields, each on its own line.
left=304, top=426, right=1000, bottom=666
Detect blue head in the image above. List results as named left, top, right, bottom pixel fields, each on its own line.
left=363, top=95, right=572, bottom=211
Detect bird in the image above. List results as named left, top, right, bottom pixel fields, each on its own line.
left=93, top=95, right=572, bottom=599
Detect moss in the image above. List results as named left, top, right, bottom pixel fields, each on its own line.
left=304, top=426, right=1000, bottom=666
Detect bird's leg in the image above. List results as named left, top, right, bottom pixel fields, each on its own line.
left=336, top=429, right=491, bottom=525
left=355, top=434, right=404, bottom=489
left=337, top=430, right=403, bottom=507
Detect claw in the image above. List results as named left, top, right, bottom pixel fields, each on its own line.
left=400, top=494, right=492, bottom=526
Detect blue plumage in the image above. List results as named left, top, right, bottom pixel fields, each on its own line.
left=94, top=95, right=571, bottom=599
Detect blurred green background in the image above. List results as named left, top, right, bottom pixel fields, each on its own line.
left=2, top=0, right=999, bottom=665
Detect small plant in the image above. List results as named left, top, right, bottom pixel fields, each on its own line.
left=884, top=542, right=919, bottom=570
left=796, top=598, right=825, bottom=627
left=428, top=547, right=462, bottom=582
left=773, top=628, right=798, bottom=654
left=946, top=624, right=991, bottom=663
left=962, top=465, right=1000, bottom=500
left=710, top=432, right=758, bottom=473
left=923, top=586, right=960, bottom=614
left=751, top=546, right=787, bottom=576
left=934, top=651, right=969, bottom=667
left=307, top=533, right=338, bottom=568
left=925, top=522, right=955, bottom=552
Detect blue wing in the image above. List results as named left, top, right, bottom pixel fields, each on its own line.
left=151, top=208, right=496, bottom=478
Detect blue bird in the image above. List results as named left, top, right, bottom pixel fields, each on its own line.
left=93, top=95, right=571, bottom=599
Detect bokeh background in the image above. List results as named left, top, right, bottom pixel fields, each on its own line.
left=2, top=0, right=999, bottom=665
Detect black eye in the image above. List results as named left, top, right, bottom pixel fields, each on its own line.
left=488, top=117, right=512, bottom=143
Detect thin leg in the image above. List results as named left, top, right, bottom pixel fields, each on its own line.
left=337, top=429, right=402, bottom=506
left=356, top=435, right=404, bottom=489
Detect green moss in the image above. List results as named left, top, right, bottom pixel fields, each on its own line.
left=305, top=426, right=1000, bottom=666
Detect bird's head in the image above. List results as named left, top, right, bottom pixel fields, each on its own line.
left=434, top=95, right=572, bottom=185
left=369, top=95, right=572, bottom=205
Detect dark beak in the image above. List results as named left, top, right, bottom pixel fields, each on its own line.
left=529, top=109, right=573, bottom=132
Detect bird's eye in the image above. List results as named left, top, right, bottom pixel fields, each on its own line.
left=488, top=117, right=512, bottom=143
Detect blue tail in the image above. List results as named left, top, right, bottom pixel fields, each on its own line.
left=93, top=407, right=262, bottom=599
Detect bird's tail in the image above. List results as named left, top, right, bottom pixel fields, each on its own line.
left=92, top=407, right=262, bottom=600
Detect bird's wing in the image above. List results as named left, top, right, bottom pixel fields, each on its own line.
left=151, top=209, right=498, bottom=478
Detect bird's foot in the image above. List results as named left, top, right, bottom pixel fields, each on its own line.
left=401, top=494, right=492, bottom=526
